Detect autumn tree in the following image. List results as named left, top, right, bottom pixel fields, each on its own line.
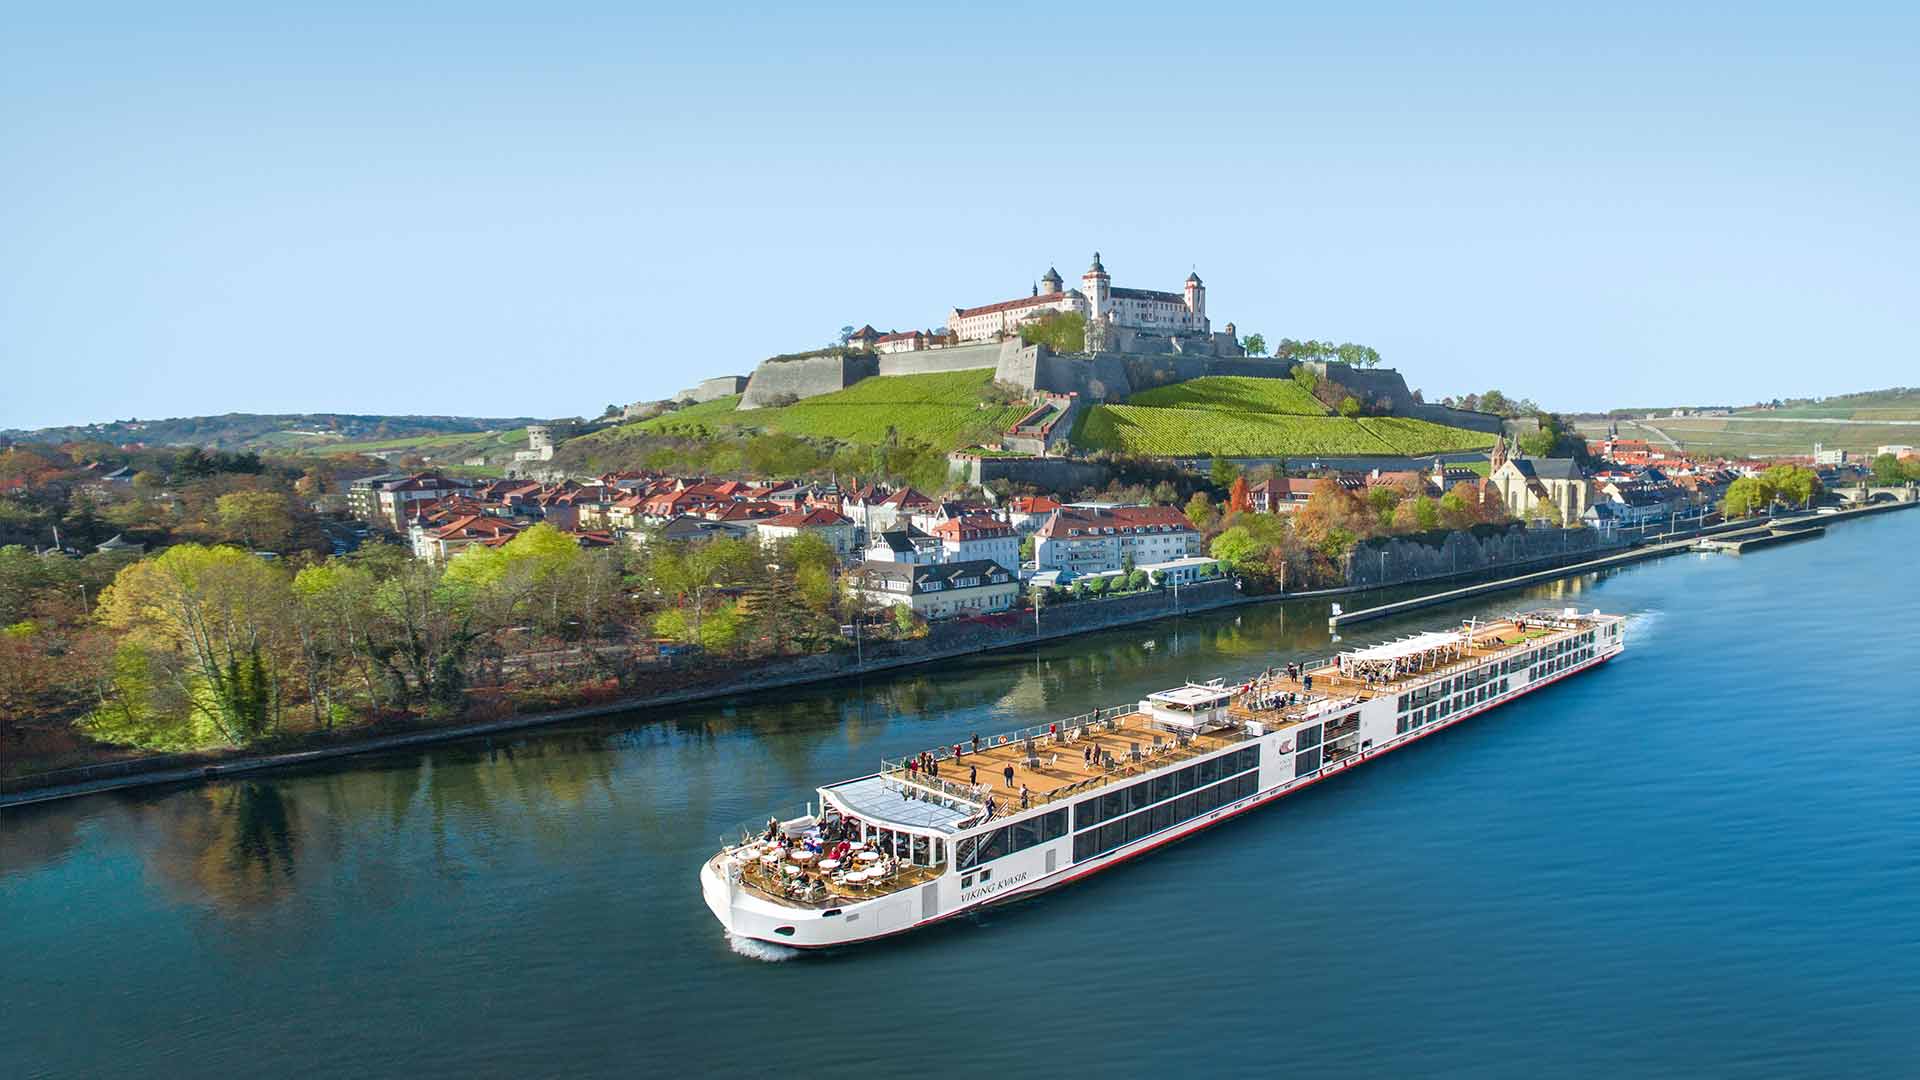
left=1228, top=475, right=1253, bottom=515
left=216, top=490, right=296, bottom=551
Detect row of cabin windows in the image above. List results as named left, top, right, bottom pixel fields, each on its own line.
left=1071, top=747, right=1260, bottom=832
left=1530, top=646, right=1594, bottom=681
left=1394, top=675, right=1518, bottom=735
left=955, top=808, right=1068, bottom=872
left=1396, top=630, right=1600, bottom=714
left=1070, top=771, right=1259, bottom=863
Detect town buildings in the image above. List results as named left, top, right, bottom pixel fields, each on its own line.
left=1032, top=505, right=1203, bottom=576
left=754, top=507, right=857, bottom=559
left=852, top=559, right=1019, bottom=620
left=930, top=515, right=1020, bottom=572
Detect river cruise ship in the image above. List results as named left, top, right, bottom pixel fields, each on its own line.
left=701, top=608, right=1627, bottom=948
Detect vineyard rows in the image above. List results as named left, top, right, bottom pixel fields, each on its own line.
left=633, top=370, right=1027, bottom=448
left=1074, top=405, right=1495, bottom=457
left=1126, top=376, right=1330, bottom=416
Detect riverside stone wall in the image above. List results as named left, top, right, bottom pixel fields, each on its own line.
left=1343, top=523, right=1624, bottom=590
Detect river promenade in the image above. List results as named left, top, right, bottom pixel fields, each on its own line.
left=4, top=499, right=1910, bottom=808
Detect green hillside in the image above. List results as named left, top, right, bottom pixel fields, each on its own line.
left=625, top=369, right=1028, bottom=449
left=1073, top=405, right=1496, bottom=457
left=1126, top=376, right=1330, bottom=416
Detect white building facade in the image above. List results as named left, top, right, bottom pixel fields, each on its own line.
left=946, top=254, right=1210, bottom=343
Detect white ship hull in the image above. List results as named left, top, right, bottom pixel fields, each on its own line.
left=706, top=613, right=1625, bottom=950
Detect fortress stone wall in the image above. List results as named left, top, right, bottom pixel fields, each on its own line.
left=875, top=342, right=1004, bottom=377
left=1303, top=361, right=1507, bottom=436
left=675, top=376, right=749, bottom=403
left=738, top=352, right=878, bottom=409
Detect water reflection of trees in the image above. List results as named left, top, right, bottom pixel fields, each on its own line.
left=118, top=781, right=305, bottom=912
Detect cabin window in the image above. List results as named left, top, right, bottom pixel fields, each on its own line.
left=978, top=827, right=1008, bottom=864
left=1042, top=809, right=1067, bottom=841
left=1295, top=746, right=1322, bottom=777
left=1152, top=773, right=1175, bottom=802
left=1013, top=819, right=1040, bottom=852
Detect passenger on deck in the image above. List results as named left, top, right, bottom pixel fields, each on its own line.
left=969, top=764, right=978, bottom=786
left=1020, top=785, right=1031, bottom=810
left=764, top=817, right=780, bottom=842
left=1003, top=764, right=1016, bottom=789
left=971, top=733, right=980, bottom=754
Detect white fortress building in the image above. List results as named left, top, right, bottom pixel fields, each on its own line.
left=946, top=253, right=1210, bottom=343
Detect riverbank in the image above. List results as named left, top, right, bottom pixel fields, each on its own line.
left=6, top=498, right=1910, bottom=809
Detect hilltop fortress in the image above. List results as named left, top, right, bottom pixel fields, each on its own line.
left=729, top=252, right=1502, bottom=438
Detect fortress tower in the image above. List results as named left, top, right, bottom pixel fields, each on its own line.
left=1039, top=266, right=1063, bottom=296
left=1184, top=271, right=1206, bottom=321
left=1081, top=253, right=1110, bottom=321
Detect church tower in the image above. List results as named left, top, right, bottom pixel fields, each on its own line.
left=1081, top=252, right=1110, bottom=321
left=1039, top=266, right=1063, bottom=296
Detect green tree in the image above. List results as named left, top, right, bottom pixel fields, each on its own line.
left=1017, top=311, right=1087, bottom=353
left=1870, top=453, right=1905, bottom=485
left=1242, top=332, right=1267, bottom=356
left=1338, top=396, right=1363, bottom=419
left=1210, top=454, right=1239, bottom=489
left=1185, top=492, right=1218, bottom=532
left=1722, top=475, right=1773, bottom=518
left=92, top=544, right=292, bottom=745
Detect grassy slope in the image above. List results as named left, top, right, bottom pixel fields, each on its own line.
left=1125, top=376, right=1331, bottom=416
left=1072, top=406, right=1496, bottom=457
left=618, top=369, right=1028, bottom=449
left=1734, top=389, right=1920, bottom=421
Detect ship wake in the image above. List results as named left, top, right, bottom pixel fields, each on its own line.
left=727, top=933, right=799, bottom=963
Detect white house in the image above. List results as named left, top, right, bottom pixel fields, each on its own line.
left=853, top=559, right=1020, bottom=621
left=754, top=507, right=856, bottom=560
left=1031, top=505, right=1202, bottom=576
left=930, top=515, right=1020, bottom=572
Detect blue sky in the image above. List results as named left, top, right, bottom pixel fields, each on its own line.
left=3, top=3, right=1916, bottom=429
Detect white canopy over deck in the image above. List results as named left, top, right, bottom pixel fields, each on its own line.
left=1337, top=630, right=1466, bottom=678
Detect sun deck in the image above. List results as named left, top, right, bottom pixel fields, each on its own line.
left=1230, top=614, right=1597, bottom=725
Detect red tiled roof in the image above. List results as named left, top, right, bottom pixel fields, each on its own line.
left=1034, top=505, right=1197, bottom=539
left=931, top=514, right=1014, bottom=540
left=954, top=293, right=1076, bottom=319
left=760, top=508, right=853, bottom=529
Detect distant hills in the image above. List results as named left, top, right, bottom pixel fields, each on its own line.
left=0, top=413, right=545, bottom=453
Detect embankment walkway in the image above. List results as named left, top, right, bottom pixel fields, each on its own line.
left=1329, top=499, right=1913, bottom=630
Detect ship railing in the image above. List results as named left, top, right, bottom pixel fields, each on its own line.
left=721, top=803, right=817, bottom=851
left=903, top=705, right=1137, bottom=772
left=874, top=765, right=988, bottom=812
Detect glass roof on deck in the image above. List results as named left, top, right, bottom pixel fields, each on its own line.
left=822, top=776, right=977, bottom=834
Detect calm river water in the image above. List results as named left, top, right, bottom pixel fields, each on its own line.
left=4, top=513, right=1918, bottom=1078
